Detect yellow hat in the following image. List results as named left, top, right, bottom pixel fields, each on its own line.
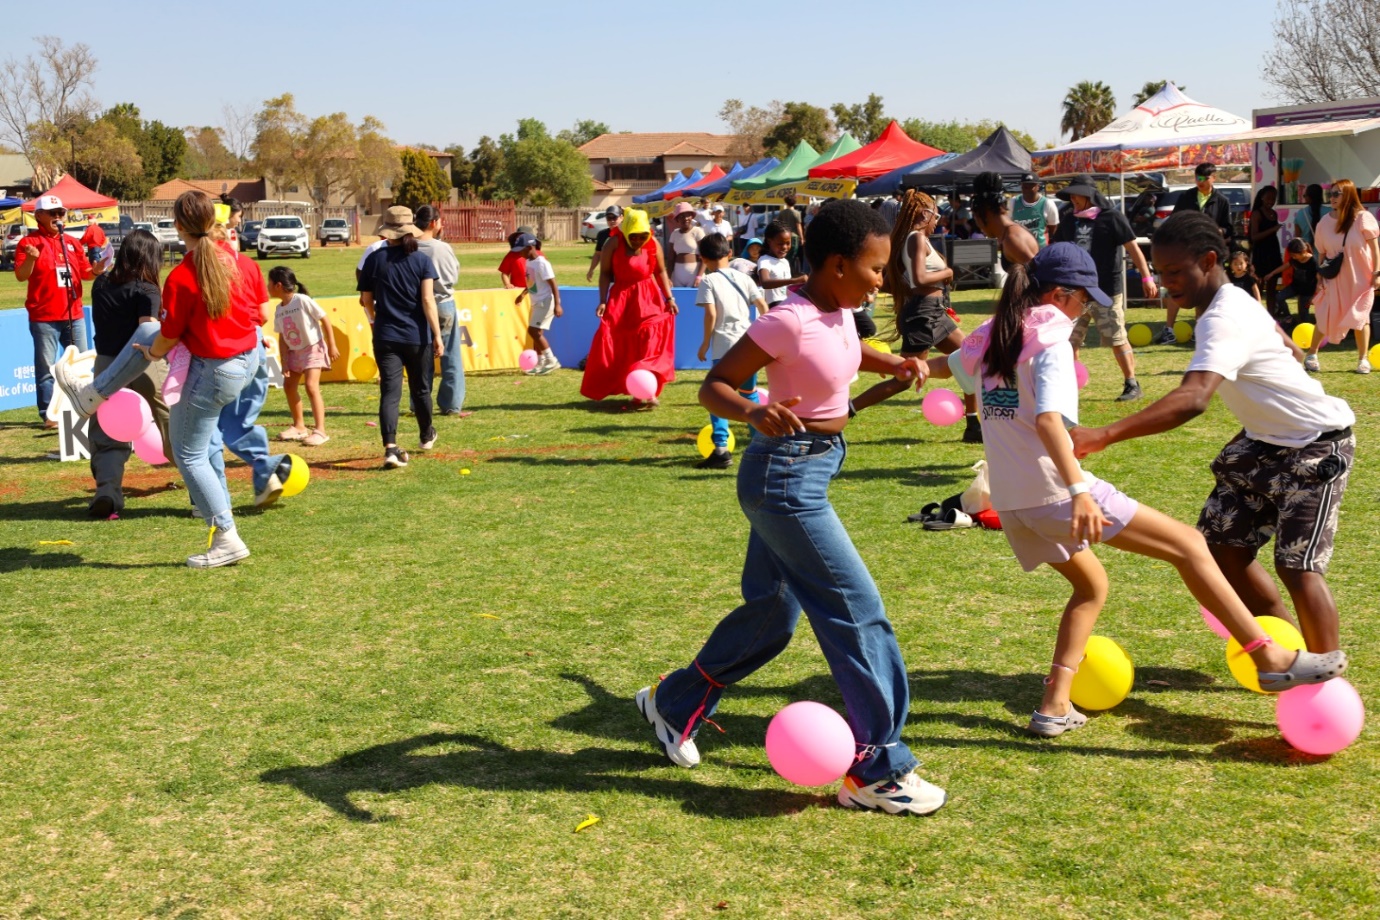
left=622, top=207, right=650, bottom=237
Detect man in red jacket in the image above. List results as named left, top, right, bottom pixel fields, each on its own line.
left=13, top=194, right=106, bottom=425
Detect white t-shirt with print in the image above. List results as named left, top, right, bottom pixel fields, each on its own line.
left=697, top=267, right=763, bottom=359
left=274, top=293, right=328, bottom=351
left=949, top=342, right=1088, bottom=511
left=526, top=254, right=556, bottom=308
left=1187, top=283, right=1354, bottom=447
left=757, top=253, right=792, bottom=305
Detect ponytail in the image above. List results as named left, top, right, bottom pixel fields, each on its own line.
left=174, top=190, right=236, bottom=319
left=267, top=265, right=310, bottom=296
left=982, top=263, right=1048, bottom=385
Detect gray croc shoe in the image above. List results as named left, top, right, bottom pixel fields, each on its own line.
left=1027, top=705, right=1088, bottom=738
left=1258, top=649, right=1348, bottom=691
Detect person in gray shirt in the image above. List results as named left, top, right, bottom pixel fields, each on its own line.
left=414, top=205, right=470, bottom=417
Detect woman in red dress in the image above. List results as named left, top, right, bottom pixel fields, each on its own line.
left=581, top=207, right=677, bottom=408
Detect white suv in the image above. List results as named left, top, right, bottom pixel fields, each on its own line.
left=257, top=215, right=311, bottom=259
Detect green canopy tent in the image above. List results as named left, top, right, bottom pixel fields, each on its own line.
left=725, top=134, right=864, bottom=203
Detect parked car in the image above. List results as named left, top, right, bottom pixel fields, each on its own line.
left=151, top=218, right=186, bottom=253
left=1151, top=183, right=1252, bottom=238
left=257, top=215, right=310, bottom=259
left=97, top=221, right=125, bottom=253
left=580, top=211, right=609, bottom=242
left=239, top=220, right=263, bottom=251
left=318, top=217, right=350, bottom=246
left=1, top=223, right=25, bottom=268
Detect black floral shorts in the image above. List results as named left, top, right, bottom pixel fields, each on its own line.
left=1196, top=431, right=1354, bottom=573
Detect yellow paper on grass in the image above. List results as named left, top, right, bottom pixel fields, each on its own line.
left=38, top=540, right=74, bottom=546
left=574, top=814, right=600, bottom=833
left=475, top=614, right=500, bottom=620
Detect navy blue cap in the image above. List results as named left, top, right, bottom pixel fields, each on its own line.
left=510, top=232, right=538, bottom=252
left=1028, top=242, right=1112, bottom=307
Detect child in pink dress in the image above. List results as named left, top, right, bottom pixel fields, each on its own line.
left=270, top=266, right=338, bottom=446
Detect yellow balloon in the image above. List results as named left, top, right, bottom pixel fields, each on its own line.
left=1292, top=322, right=1316, bottom=350
left=1173, top=320, right=1194, bottom=343
left=696, top=425, right=735, bottom=458
left=1368, top=342, right=1380, bottom=366
left=281, top=453, right=310, bottom=498
left=863, top=338, right=892, bottom=355
left=1069, top=635, right=1134, bottom=711
left=1127, top=324, right=1153, bottom=347
left=1225, top=615, right=1306, bottom=693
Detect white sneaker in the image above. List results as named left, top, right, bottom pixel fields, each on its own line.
left=1357, top=359, right=1371, bottom=375
left=187, top=527, right=250, bottom=568
left=838, top=771, right=947, bottom=816
left=1304, top=354, right=1320, bottom=372
left=52, top=345, right=103, bottom=417
left=635, top=683, right=700, bottom=768
left=535, top=352, right=560, bottom=375
left=419, top=428, right=437, bottom=451
left=254, top=457, right=292, bottom=508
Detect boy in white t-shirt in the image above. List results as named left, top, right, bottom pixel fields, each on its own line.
left=523, top=238, right=562, bottom=375
left=695, top=233, right=767, bottom=469
left=1074, top=212, right=1356, bottom=658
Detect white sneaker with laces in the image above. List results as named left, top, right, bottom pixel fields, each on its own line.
left=635, top=683, right=700, bottom=768
left=838, top=771, right=947, bottom=816
left=52, top=345, right=104, bottom=417
left=187, top=527, right=250, bottom=568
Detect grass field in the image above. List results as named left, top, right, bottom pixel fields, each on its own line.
left=1, top=243, right=1377, bottom=918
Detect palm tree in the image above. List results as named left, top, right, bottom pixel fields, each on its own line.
left=1131, top=80, right=1185, bottom=108
left=1060, top=81, right=1117, bottom=141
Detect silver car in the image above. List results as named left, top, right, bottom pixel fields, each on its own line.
left=318, top=217, right=350, bottom=246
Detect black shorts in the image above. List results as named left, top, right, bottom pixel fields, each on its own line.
left=853, top=309, right=877, bottom=339
left=1197, top=430, right=1353, bottom=573
left=897, top=292, right=957, bottom=353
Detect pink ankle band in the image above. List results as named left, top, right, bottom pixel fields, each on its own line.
left=1239, top=635, right=1275, bottom=656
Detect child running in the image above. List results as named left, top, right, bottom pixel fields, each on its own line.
left=694, top=231, right=767, bottom=469
left=520, top=236, right=562, bottom=375
left=270, top=266, right=337, bottom=446
left=638, top=199, right=947, bottom=816
left=928, top=243, right=1346, bottom=737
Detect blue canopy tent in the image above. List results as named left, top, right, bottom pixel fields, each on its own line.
left=692, top=157, right=779, bottom=198
left=855, top=153, right=958, bottom=197
left=632, top=170, right=701, bottom=205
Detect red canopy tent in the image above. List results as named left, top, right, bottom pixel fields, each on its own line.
left=665, top=164, right=727, bottom=200
left=21, top=175, right=120, bottom=226
left=807, top=121, right=944, bottom=180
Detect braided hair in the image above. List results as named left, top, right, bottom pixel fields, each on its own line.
left=884, top=188, right=936, bottom=298
left=1153, top=211, right=1228, bottom=266
left=971, top=171, right=1009, bottom=222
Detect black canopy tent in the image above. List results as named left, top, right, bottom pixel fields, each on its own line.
left=899, top=126, right=1032, bottom=191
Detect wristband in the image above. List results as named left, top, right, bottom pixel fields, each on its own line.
left=1067, top=482, right=1090, bottom=496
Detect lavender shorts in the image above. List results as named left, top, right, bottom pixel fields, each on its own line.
left=1001, top=478, right=1140, bottom=571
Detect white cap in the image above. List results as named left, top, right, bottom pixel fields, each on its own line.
left=35, top=195, right=64, bottom=211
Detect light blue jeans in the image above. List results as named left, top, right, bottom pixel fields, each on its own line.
left=31, top=319, right=90, bottom=418
left=709, top=362, right=759, bottom=449
left=435, top=298, right=465, bottom=414
left=170, top=349, right=255, bottom=532
left=655, top=431, right=919, bottom=786
left=91, top=325, right=283, bottom=497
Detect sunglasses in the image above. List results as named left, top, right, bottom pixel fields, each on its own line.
left=1328, top=190, right=1342, bottom=199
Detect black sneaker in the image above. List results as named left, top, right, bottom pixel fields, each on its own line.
left=696, top=447, right=733, bottom=470
left=1116, top=379, right=1143, bottom=402
left=1152, top=326, right=1177, bottom=345
left=962, top=415, right=983, bottom=443
left=383, top=447, right=410, bottom=469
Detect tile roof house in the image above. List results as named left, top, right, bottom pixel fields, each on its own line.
left=578, top=133, right=744, bottom=208
left=150, top=178, right=267, bottom=203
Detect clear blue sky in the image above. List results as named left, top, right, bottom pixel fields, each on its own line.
left=17, top=1, right=1280, bottom=153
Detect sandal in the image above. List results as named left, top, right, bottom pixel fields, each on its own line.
left=1258, top=649, right=1348, bottom=691
left=1028, top=705, right=1088, bottom=738
left=907, top=502, right=943, bottom=524
left=280, top=427, right=308, bottom=441
left=924, top=508, right=976, bottom=531
left=302, top=431, right=330, bottom=447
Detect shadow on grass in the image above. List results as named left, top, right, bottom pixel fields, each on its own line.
left=0, top=547, right=184, bottom=571
left=0, top=495, right=194, bottom=523
left=260, top=732, right=826, bottom=822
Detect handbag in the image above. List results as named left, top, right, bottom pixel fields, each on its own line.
left=1317, top=225, right=1350, bottom=280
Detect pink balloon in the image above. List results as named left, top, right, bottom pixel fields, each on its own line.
left=1276, top=678, right=1365, bottom=755
left=1199, top=605, right=1232, bottom=640
left=96, top=388, right=153, bottom=442
left=626, top=368, right=659, bottom=401
left=518, top=349, right=539, bottom=371
left=765, top=701, right=856, bottom=787
left=756, top=387, right=770, bottom=405
left=132, top=423, right=168, bottom=465
left=162, top=344, right=190, bottom=407
left=921, top=388, right=964, bottom=426
left=1074, top=361, right=1090, bottom=389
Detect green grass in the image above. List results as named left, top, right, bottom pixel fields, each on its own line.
left=1, top=256, right=1377, bottom=917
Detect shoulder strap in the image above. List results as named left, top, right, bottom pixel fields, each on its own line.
left=709, top=268, right=754, bottom=304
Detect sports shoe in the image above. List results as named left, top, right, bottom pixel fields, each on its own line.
left=1028, top=704, right=1089, bottom=738
left=419, top=429, right=437, bottom=451
left=535, top=352, right=561, bottom=375
left=1304, top=354, right=1320, bottom=373
left=1357, top=359, right=1371, bottom=375
left=383, top=446, right=410, bottom=468
left=1116, top=379, right=1143, bottom=402
left=838, top=771, right=947, bottom=816
left=962, top=415, right=983, bottom=444
left=1152, top=326, right=1177, bottom=345
left=254, top=456, right=292, bottom=508
left=52, top=345, right=103, bottom=417
left=635, top=683, right=700, bottom=768
left=696, top=447, right=732, bottom=470
left=186, top=527, right=250, bottom=569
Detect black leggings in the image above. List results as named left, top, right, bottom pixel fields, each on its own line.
left=376, top=340, right=434, bottom=447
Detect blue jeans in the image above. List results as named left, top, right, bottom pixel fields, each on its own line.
left=31, top=319, right=90, bottom=418
left=170, top=350, right=255, bottom=532
left=435, top=298, right=465, bottom=413
left=91, top=322, right=161, bottom=398
left=709, top=364, right=759, bottom=449
left=655, top=431, right=918, bottom=785
left=215, top=331, right=284, bottom=496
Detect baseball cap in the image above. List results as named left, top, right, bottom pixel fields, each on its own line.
left=35, top=195, right=65, bottom=212
left=604, top=204, right=623, bottom=219
left=510, top=232, right=538, bottom=252
left=1027, top=242, right=1112, bottom=307
left=1020, top=173, right=1040, bottom=185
